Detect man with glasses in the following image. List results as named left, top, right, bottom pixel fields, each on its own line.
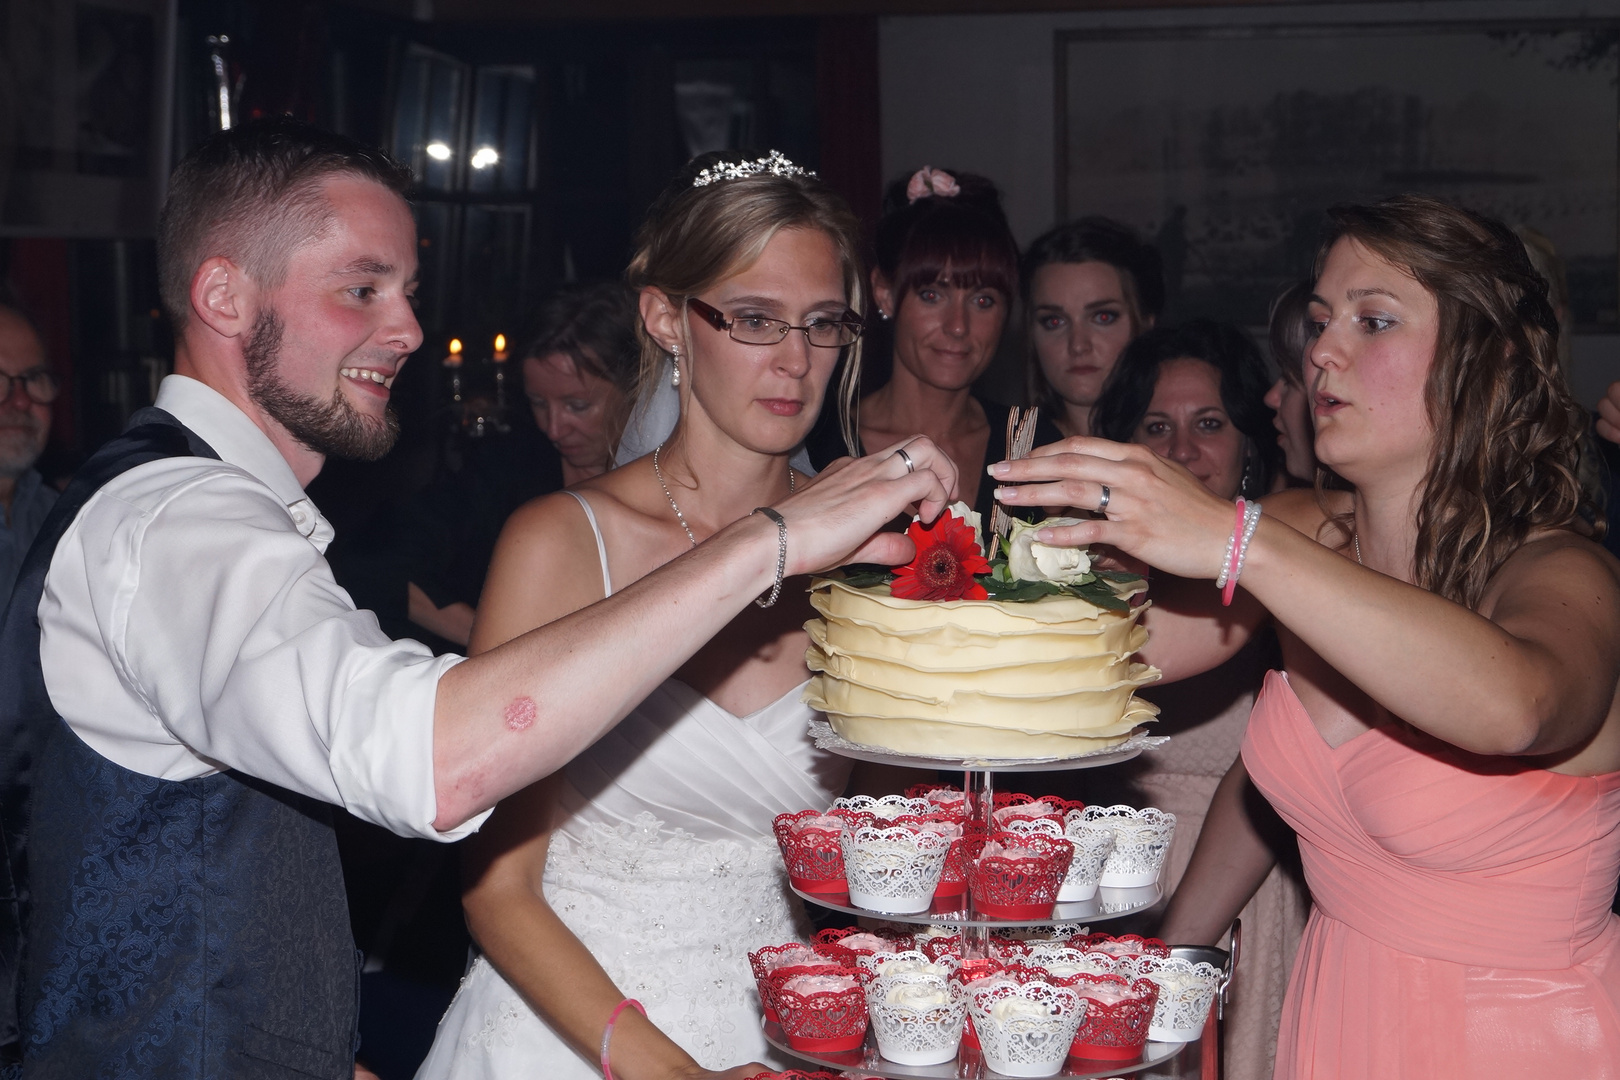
left=0, top=304, right=57, bottom=606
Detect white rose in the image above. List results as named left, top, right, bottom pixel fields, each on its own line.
left=1006, top=518, right=1091, bottom=584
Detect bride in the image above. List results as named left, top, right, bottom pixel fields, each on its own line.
left=415, top=152, right=910, bottom=1079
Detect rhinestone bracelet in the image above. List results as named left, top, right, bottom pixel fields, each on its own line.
left=753, top=506, right=787, bottom=608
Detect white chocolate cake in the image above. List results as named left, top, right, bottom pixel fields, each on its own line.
left=803, top=577, right=1159, bottom=758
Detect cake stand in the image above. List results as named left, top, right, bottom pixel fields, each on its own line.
left=766, top=728, right=1214, bottom=1080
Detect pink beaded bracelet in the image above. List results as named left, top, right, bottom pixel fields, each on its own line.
left=601, top=997, right=646, bottom=1080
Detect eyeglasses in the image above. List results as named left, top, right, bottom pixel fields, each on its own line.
left=687, top=297, right=863, bottom=349
left=0, top=369, right=57, bottom=405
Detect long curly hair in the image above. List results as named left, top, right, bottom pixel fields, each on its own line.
left=1314, top=194, right=1594, bottom=610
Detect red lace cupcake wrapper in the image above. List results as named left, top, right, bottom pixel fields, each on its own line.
left=773, top=979, right=869, bottom=1053
left=1062, top=974, right=1160, bottom=1059
left=968, top=832, right=1073, bottom=918
left=772, top=812, right=847, bottom=892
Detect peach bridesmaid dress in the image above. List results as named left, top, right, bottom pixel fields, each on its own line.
left=1242, top=670, right=1620, bottom=1079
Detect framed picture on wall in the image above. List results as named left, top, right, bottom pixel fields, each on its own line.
left=0, top=0, right=175, bottom=237
left=1055, top=21, right=1620, bottom=329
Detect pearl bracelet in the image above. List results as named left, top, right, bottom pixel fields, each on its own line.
left=1220, top=500, right=1263, bottom=607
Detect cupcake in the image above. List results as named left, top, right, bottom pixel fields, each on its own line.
left=968, top=833, right=1074, bottom=919
left=772, top=810, right=847, bottom=894
left=771, top=968, right=869, bottom=1053
left=968, top=980, right=1088, bottom=1078
left=1058, top=811, right=1118, bottom=902
left=813, top=926, right=912, bottom=966
left=1076, top=932, right=1170, bottom=960
left=1079, top=805, right=1176, bottom=889
left=904, top=783, right=969, bottom=818
left=832, top=793, right=931, bottom=824
left=1062, top=973, right=1160, bottom=1062
left=1014, top=945, right=1122, bottom=982
left=749, top=943, right=842, bottom=1023
left=840, top=823, right=953, bottom=915
left=857, top=949, right=957, bottom=981
left=915, top=925, right=962, bottom=963
left=990, top=795, right=1084, bottom=830
left=1123, top=954, right=1223, bottom=1043
left=865, top=975, right=967, bottom=1065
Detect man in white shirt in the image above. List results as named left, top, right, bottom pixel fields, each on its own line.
left=1, top=119, right=953, bottom=1077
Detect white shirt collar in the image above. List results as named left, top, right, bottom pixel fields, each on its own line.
left=152, top=374, right=335, bottom=549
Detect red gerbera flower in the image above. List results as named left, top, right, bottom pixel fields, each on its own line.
left=891, top=510, right=991, bottom=601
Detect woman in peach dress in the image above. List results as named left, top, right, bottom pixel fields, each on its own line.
left=990, top=193, right=1620, bottom=1079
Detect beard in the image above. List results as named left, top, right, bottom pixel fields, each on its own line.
left=0, top=414, right=46, bottom=479
left=243, top=307, right=399, bottom=462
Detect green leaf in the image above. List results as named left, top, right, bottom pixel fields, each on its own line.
left=1063, top=577, right=1131, bottom=612
left=831, top=567, right=892, bottom=589
left=1093, top=569, right=1147, bottom=586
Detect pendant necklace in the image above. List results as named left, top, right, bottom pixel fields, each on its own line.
left=653, top=443, right=794, bottom=549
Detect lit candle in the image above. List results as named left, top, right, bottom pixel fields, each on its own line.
left=493, top=333, right=508, bottom=362
left=445, top=338, right=463, bottom=366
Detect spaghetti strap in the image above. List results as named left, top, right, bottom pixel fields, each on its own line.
left=561, top=489, right=613, bottom=597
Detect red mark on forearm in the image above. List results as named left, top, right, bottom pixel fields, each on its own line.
left=505, top=696, right=537, bottom=732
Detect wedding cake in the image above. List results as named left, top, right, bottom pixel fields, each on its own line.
left=802, top=510, right=1159, bottom=758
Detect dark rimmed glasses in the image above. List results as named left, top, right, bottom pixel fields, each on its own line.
left=687, top=297, right=863, bottom=349
left=0, top=368, right=58, bottom=406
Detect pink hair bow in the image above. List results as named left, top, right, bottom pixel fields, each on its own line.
left=906, top=166, right=960, bottom=203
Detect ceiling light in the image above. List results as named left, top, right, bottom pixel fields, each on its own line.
left=425, top=141, right=452, bottom=161
left=470, top=146, right=499, bottom=170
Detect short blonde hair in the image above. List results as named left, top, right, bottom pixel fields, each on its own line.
left=625, top=153, right=868, bottom=455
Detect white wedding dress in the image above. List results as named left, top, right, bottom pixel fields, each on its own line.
left=416, top=492, right=851, bottom=1079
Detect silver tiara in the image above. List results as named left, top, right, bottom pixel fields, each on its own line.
left=692, top=150, right=815, bottom=188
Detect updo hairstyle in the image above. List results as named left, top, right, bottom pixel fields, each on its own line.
left=626, top=151, right=868, bottom=453
left=873, top=169, right=1019, bottom=310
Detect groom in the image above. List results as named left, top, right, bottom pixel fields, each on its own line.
left=0, top=119, right=952, bottom=1078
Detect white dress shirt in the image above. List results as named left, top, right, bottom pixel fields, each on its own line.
left=38, top=374, right=485, bottom=840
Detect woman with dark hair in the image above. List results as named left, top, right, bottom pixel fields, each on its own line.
left=1092, top=319, right=1281, bottom=498
left=1022, top=216, right=1165, bottom=438
left=522, top=281, right=640, bottom=485
left=1084, top=318, right=1306, bottom=1080
left=809, top=167, right=1058, bottom=518
left=1262, top=280, right=1319, bottom=486
left=992, top=193, right=1620, bottom=1078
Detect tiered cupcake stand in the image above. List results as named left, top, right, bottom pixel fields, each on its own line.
left=762, top=731, right=1225, bottom=1079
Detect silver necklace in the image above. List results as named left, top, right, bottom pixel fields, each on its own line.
left=1353, top=531, right=1363, bottom=565
left=653, top=442, right=794, bottom=549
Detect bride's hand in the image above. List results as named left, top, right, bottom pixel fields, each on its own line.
left=777, top=436, right=958, bottom=573
left=988, top=436, right=1235, bottom=580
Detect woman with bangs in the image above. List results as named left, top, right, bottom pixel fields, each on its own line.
left=809, top=167, right=1060, bottom=519
left=991, top=193, right=1620, bottom=1078
left=415, top=152, right=956, bottom=1080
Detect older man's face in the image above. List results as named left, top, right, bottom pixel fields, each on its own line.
left=0, top=309, right=52, bottom=480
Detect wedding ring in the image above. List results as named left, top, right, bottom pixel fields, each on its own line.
left=1097, top=484, right=1112, bottom=513
left=894, top=446, right=917, bottom=474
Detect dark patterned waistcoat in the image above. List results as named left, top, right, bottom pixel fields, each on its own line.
left=0, top=409, right=359, bottom=1078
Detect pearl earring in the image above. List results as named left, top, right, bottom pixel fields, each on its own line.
left=670, top=347, right=681, bottom=388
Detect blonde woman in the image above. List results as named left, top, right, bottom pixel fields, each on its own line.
left=414, top=152, right=927, bottom=1080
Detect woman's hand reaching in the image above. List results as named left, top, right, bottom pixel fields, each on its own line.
left=988, top=436, right=1236, bottom=579
left=784, top=436, right=959, bottom=572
